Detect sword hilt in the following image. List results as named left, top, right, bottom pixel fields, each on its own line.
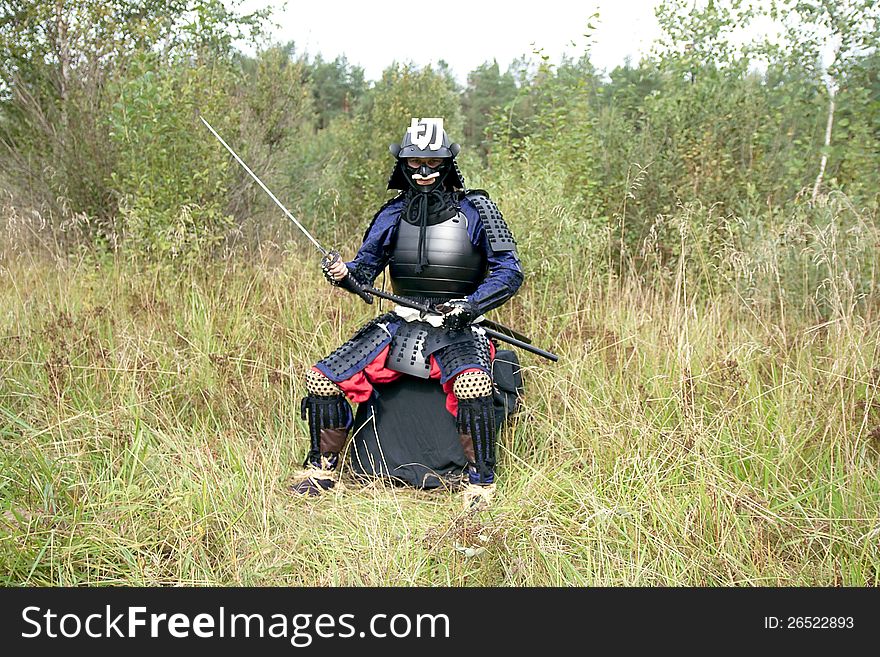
left=322, top=250, right=373, bottom=305
left=345, top=275, right=374, bottom=305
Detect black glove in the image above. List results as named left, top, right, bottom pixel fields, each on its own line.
left=436, top=300, right=478, bottom=331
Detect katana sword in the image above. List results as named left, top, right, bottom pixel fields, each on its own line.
left=200, top=115, right=558, bottom=362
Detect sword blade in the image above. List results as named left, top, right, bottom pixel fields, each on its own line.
left=200, top=115, right=327, bottom=256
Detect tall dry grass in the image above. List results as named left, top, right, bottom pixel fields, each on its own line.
left=2, top=187, right=879, bottom=585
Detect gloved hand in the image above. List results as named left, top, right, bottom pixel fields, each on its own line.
left=320, top=250, right=348, bottom=287
left=320, top=251, right=374, bottom=304
left=436, top=300, right=478, bottom=331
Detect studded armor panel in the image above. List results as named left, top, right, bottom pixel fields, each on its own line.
left=433, top=330, right=492, bottom=382
left=315, top=315, right=395, bottom=381
left=466, top=192, right=517, bottom=253
left=386, top=321, right=432, bottom=378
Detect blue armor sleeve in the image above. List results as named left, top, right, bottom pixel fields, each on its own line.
left=344, top=199, right=403, bottom=286
left=461, top=200, right=524, bottom=315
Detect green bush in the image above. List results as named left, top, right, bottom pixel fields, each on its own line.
left=107, top=55, right=238, bottom=260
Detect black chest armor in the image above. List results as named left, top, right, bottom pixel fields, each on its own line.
left=389, top=209, right=487, bottom=300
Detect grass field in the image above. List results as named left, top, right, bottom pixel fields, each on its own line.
left=2, top=242, right=879, bottom=586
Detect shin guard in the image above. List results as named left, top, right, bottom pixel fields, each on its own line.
left=456, top=395, right=497, bottom=485
left=300, top=394, right=353, bottom=469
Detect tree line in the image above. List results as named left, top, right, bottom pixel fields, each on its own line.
left=1, top=0, right=878, bottom=296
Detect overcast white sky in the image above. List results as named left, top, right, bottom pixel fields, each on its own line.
left=238, top=0, right=665, bottom=82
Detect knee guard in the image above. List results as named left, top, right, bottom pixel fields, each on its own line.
left=306, top=368, right=343, bottom=396
left=301, top=370, right=352, bottom=469
left=452, top=371, right=493, bottom=399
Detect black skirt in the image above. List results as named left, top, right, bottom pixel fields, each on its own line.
left=348, top=348, right=524, bottom=488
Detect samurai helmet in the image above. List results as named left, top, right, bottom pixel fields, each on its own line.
left=387, top=118, right=465, bottom=192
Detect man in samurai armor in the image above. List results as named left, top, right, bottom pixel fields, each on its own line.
left=291, top=117, right=523, bottom=501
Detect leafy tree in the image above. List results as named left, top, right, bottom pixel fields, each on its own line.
left=767, top=0, right=880, bottom=201
left=304, top=53, right=367, bottom=130
left=461, top=60, right=517, bottom=156
left=0, top=0, right=269, bottom=253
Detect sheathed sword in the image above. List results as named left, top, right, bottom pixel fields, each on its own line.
left=361, top=286, right=558, bottom=362
left=200, top=115, right=558, bottom=362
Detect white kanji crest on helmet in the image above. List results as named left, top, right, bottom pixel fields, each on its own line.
left=407, top=118, right=445, bottom=151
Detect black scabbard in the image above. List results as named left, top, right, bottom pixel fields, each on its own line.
left=361, top=286, right=559, bottom=363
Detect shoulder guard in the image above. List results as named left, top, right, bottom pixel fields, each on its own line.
left=464, top=190, right=517, bottom=253
left=362, top=192, right=405, bottom=242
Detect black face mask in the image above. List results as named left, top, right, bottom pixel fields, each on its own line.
left=402, top=159, right=452, bottom=193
